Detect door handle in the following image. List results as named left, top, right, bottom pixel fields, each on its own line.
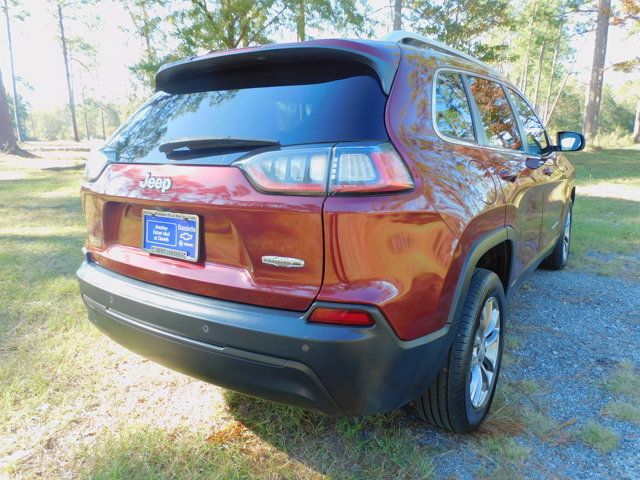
left=543, top=167, right=554, bottom=176
left=499, top=169, right=518, bottom=182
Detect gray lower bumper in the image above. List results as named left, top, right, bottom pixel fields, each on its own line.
left=77, top=260, right=452, bottom=415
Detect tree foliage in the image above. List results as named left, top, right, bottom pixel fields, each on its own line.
left=5, top=0, right=639, bottom=143
left=406, top=0, right=516, bottom=62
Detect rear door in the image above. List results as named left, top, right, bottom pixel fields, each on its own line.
left=506, top=88, right=565, bottom=252
left=81, top=59, right=391, bottom=311
left=464, top=75, right=545, bottom=279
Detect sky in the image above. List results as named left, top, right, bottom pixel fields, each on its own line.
left=1, top=0, right=639, bottom=113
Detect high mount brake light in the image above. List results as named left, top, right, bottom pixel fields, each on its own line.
left=234, top=143, right=413, bottom=195
left=308, top=307, right=375, bottom=326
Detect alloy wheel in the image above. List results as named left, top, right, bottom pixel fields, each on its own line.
left=562, top=209, right=572, bottom=263
left=469, top=296, right=501, bottom=409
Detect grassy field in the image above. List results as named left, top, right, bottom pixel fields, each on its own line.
left=0, top=146, right=638, bottom=479
left=570, top=148, right=640, bottom=276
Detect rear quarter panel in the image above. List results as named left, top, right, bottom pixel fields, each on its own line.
left=344, top=47, right=508, bottom=339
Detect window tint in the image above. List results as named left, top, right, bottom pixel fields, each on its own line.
left=106, top=62, right=388, bottom=165
left=508, top=89, right=550, bottom=155
left=467, top=76, right=522, bottom=151
left=434, top=72, right=475, bottom=141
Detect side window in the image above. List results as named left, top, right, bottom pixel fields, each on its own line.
left=466, top=76, right=523, bottom=151
left=508, top=89, right=550, bottom=155
left=434, top=72, right=475, bottom=141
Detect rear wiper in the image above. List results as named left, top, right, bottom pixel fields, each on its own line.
left=159, top=137, right=280, bottom=157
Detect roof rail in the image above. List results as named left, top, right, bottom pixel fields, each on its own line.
left=381, top=30, right=499, bottom=76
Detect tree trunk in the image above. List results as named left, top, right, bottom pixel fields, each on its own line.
left=533, top=41, right=546, bottom=110
left=296, top=0, right=305, bottom=41
left=545, top=43, right=582, bottom=127
left=0, top=64, right=32, bottom=156
left=57, top=4, right=79, bottom=142
left=543, top=25, right=562, bottom=123
left=0, top=64, right=17, bottom=151
left=393, top=0, right=402, bottom=30
left=633, top=99, right=640, bottom=143
left=100, top=106, right=106, bottom=139
left=520, top=0, right=538, bottom=93
left=81, top=89, right=89, bottom=140
left=3, top=0, right=20, bottom=141
left=583, top=0, right=611, bottom=141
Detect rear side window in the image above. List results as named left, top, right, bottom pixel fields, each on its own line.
left=107, top=61, right=389, bottom=164
left=466, top=76, right=522, bottom=151
left=508, top=89, right=550, bottom=155
left=434, top=72, right=475, bottom=141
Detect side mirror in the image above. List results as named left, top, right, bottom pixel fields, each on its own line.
left=556, top=131, right=585, bottom=152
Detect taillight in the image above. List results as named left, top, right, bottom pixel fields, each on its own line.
left=308, top=307, right=374, bottom=326
left=234, top=143, right=413, bottom=196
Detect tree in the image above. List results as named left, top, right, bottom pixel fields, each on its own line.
left=55, top=1, right=79, bottom=141
left=583, top=0, right=611, bottom=140
left=633, top=99, right=640, bottom=142
left=122, top=0, right=171, bottom=87
left=405, top=0, right=516, bottom=62
left=0, top=67, right=32, bottom=155
left=7, top=87, right=31, bottom=139
left=168, top=0, right=284, bottom=54
left=2, top=0, right=26, bottom=141
left=0, top=66, right=18, bottom=151
left=285, top=0, right=370, bottom=42
left=393, top=0, right=402, bottom=29
left=612, top=0, right=640, bottom=141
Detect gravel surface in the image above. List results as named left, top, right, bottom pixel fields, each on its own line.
left=417, top=266, right=640, bottom=479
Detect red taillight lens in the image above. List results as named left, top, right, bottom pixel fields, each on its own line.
left=235, top=147, right=330, bottom=195
left=235, top=143, right=413, bottom=196
left=308, top=308, right=374, bottom=326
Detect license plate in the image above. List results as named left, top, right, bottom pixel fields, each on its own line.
left=142, top=210, right=200, bottom=262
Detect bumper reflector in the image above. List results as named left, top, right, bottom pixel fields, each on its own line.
left=308, top=308, right=374, bottom=326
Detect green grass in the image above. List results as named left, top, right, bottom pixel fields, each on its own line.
left=602, top=401, right=640, bottom=425
left=568, top=148, right=640, bottom=276
left=79, top=394, right=436, bottom=479
left=0, top=161, right=437, bottom=478
left=2, top=146, right=638, bottom=478
left=579, top=422, right=620, bottom=453
left=603, top=361, right=640, bottom=399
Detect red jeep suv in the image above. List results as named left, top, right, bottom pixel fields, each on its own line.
left=77, top=31, right=584, bottom=432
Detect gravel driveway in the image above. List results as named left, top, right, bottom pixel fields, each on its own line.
left=417, top=266, right=640, bottom=479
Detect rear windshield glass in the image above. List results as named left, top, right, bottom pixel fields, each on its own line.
left=107, top=61, right=389, bottom=164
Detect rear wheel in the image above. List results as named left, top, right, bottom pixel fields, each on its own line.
left=541, top=200, right=572, bottom=270
left=415, top=268, right=504, bottom=432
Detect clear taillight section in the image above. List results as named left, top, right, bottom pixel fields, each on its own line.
left=235, top=143, right=413, bottom=196
left=329, top=144, right=414, bottom=194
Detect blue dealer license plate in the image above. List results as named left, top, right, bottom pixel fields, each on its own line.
left=142, top=210, right=200, bottom=262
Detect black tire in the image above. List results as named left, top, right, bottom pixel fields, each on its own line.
left=541, top=200, right=573, bottom=271
left=414, top=268, right=505, bottom=433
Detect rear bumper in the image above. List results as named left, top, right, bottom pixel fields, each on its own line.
left=77, top=260, right=453, bottom=415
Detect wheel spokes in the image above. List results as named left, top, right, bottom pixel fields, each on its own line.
left=480, top=298, right=494, bottom=336
left=470, top=364, right=483, bottom=406
left=469, top=296, right=501, bottom=409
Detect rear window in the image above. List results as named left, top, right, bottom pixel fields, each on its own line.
left=107, top=61, right=389, bottom=164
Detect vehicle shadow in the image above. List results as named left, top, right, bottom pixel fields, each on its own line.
left=223, top=389, right=439, bottom=478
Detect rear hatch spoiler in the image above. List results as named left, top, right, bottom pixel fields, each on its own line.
left=155, top=39, right=401, bottom=95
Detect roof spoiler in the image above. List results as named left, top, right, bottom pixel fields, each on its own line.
left=155, top=40, right=400, bottom=94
